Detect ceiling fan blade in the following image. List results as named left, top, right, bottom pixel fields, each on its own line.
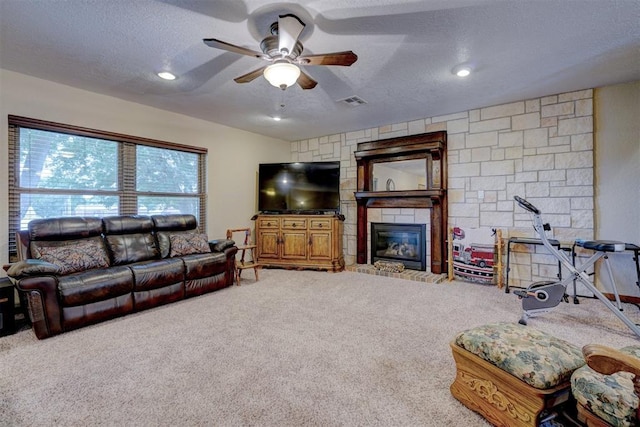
left=297, top=51, right=358, bottom=66
left=297, top=70, right=317, bottom=90
left=278, top=14, right=305, bottom=56
left=203, top=38, right=267, bottom=59
left=234, top=66, right=267, bottom=84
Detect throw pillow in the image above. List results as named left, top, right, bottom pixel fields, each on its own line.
left=32, top=238, right=110, bottom=275
left=169, top=233, right=210, bottom=257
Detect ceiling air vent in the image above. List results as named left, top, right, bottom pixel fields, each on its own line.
left=338, top=95, right=367, bottom=107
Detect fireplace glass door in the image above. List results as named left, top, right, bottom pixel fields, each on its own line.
left=371, top=223, right=426, bottom=271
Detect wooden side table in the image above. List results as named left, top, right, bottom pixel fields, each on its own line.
left=0, top=278, right=16, bottom=336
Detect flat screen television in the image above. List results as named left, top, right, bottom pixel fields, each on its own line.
left=258, top=161, right=340, bottom=213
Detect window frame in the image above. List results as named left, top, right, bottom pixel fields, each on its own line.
left=8, top=115, right=208, bottom=261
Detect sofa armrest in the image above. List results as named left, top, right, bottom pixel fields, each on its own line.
left=223, top=245, right=238, bottom=258
left=209, top=239, right=235, bottom=253
left=14, top=275, right=63, bottom=339
left=4, top=259, right=62, bottom=279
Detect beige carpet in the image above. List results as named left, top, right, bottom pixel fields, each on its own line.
left=1, top=269, right=639, bottom=426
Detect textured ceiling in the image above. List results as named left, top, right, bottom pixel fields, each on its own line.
left=1, top=0, right=639, bottom=141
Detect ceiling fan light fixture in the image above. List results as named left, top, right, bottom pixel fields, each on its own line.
left=264, top=61, right=300, bottom=89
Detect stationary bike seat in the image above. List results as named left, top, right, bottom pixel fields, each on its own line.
left=576, top=239, right=626, bottom=252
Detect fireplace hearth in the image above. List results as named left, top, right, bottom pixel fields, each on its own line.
left=371, top=223, right=426, bottom=271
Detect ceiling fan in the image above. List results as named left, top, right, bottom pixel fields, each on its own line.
left=203, top=14, right=357, bottom=90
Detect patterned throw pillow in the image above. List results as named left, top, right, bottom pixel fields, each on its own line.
left=169, top=233, right=210, bottom=257
left=32, top=238, right=110, bottom=275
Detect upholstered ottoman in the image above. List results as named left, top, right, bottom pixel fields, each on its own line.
left=450, top=322, right=585, bottom=427
left=571, top=345, right=640, bottom=427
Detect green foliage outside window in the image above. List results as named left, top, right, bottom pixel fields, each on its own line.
left=19, top=129, right=119, bottom=223
left=14, top=126, right=204, bottom=228
left=8, top=116, right=207, bottom=260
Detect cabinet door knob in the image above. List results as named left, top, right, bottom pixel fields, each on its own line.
left=292, top=223, right=297, bottom=227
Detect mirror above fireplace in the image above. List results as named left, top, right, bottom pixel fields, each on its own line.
left=372, top=159, right=427, bottom=191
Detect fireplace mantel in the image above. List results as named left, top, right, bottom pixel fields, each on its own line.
left=354, top=131, right=447, bottom=273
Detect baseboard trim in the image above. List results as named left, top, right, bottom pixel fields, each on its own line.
left=602, top=293, right=640, bottom=306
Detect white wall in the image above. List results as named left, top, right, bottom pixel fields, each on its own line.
left=594, top=81, right=640, bottom=296
left=0, top=69, right=291, bottom=268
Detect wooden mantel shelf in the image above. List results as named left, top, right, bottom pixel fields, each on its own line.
left=354, top=189, right=445, bottom=199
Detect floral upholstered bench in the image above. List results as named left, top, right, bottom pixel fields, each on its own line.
left=571, top=345, right=640, bottom=427
left=450, top=322, right=585, bottom=427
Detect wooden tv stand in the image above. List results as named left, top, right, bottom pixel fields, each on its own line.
left=255, top=214, right=345, bottom=272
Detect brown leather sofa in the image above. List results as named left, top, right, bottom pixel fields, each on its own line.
left=5, top=214, right=237, bottom=339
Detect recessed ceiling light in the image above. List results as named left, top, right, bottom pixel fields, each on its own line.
left=452, top=64, right=472, bottom=78
left=157, top=71, right=176, bottom=81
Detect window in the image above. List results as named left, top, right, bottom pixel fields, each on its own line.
left=8, top=115, right=207, bottom=261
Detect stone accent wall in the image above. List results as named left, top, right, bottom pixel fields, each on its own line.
left=291, top=89, right=594, bottom=285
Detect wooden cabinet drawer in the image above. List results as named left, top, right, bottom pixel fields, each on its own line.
left=309, top=218, right=331, bottom=230
left=282, top=218, right=307, bottom=229
left=258, top=218, right=280, bottom=229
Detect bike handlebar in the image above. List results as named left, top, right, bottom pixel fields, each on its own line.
left=514, top=195, right=540, bottom=215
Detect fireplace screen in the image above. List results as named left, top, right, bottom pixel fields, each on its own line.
left=371, top=223, right=427, bottom=271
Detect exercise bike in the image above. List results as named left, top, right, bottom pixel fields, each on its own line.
left=513, top=195, right=640, bottom=338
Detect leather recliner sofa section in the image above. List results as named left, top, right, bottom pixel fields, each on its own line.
left=5, top=214, right=237, bottom=339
